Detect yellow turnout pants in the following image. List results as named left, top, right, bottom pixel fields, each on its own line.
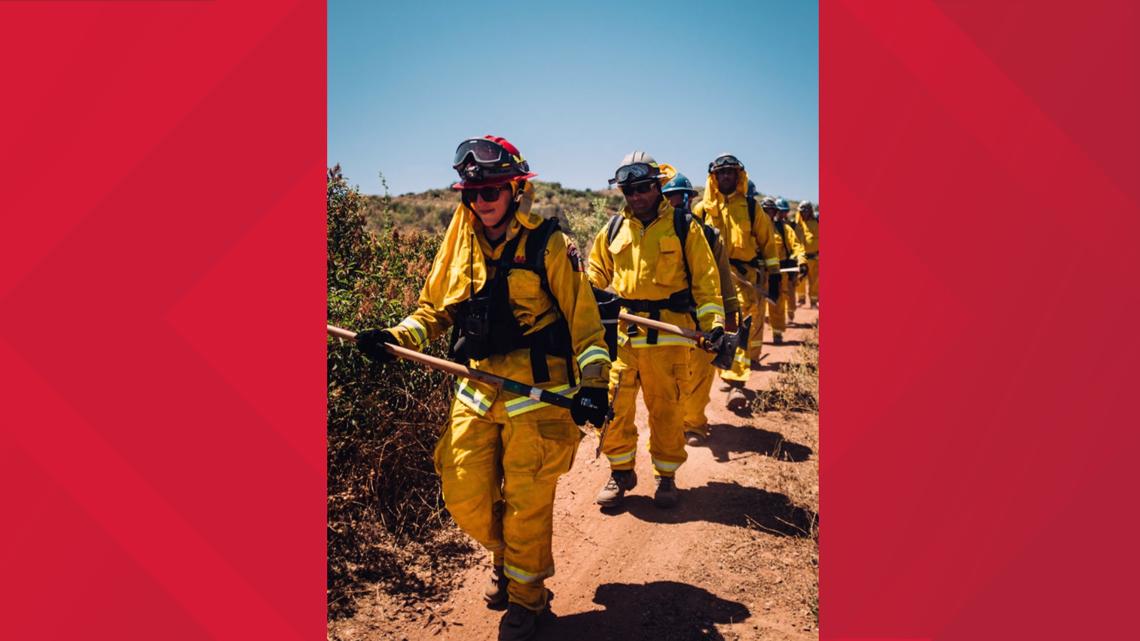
left=434, top=397, right=581, bottom=611
left=602, top=340, right=689, bottom=477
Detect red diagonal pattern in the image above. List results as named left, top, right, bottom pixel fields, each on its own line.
left=824, top=1, right=1139, bottom=640
left=2, top=341, right=303, bottom=641
left=0, top=1, right=324, bottom=639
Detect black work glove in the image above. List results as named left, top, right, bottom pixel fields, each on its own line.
left=355, top=329, right=397, bottom=363
left=767, top=273, right=782, bottom=303
left=571, top=386, right=610, bottom=427
left=702, top=326, right=726, bottom=353
left=799, top=263, right=809, bottom=277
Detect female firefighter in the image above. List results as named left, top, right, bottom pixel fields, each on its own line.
left=354, top=136, right=611, bottom=641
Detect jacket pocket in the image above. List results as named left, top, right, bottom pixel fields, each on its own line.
left=507, top=269, right=549, bottom=328
left=654, top=235, right=684, bottom=286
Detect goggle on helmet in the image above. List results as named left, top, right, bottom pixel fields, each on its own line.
left=452, top=136, right=534, bottom=188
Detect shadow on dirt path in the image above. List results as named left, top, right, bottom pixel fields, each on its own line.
left=540, top=581, right=751, bottom=641
left=701, top=423, right=814, bottom=463
left=602, top=481, right=817, bottom=537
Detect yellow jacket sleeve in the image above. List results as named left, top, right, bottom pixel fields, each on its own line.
left=544, top=230, right=611, bottom=389
left=752, top=210, right=780, bottom=273
left=783, top=221, right=807, bottom=264
left=586, top=220, right=615, bottom=291
left=697, top=201, right=731, bottom=258
left=712, top=234, right=740, bottom=318
left=682, top=218, right=725, bottom=333
left=385, top=251, right=459, bottom=352
left=804, top=219, right=818, bottom=254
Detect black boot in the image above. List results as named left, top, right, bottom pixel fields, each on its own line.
left=654, top=476, right=679, bottom=508
left=498, top=603, right=539, bottom=641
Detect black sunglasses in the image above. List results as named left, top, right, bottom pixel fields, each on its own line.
left=620, top=181, right=656, bottom=196
left=462, top=184, right=508, bottom=202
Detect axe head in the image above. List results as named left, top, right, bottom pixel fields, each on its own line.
left=712, top=315, right=752, bottom=369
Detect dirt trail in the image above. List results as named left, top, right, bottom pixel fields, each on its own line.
left=334, top=306, right=819, bottom=641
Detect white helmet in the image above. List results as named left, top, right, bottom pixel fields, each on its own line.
left=610, top=150, right=663, bottom=186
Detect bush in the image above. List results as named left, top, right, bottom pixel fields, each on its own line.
left=326, top=166, right=473, bottom=618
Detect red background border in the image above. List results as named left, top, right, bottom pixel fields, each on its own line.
left=822, top=1, right=1139, bottom=639
left=0, top=1, right=325, bottom=639
left=2, top=1, right=1137, bottom=639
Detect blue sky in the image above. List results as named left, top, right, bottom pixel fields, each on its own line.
left=328, top=0, right=818, bottom=201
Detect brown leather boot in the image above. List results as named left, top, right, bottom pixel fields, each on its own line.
left=483, top=565, right=508, bottom=609
left=595, top=469, right=637, bottom=507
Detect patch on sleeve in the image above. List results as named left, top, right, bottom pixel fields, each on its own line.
left=566, top=242, right=585, bottom=272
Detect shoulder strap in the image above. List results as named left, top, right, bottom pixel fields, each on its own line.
left=747, top=196, right=756, bottom=226
left=605, top=213, right=623, bottom=246
left=673, top=205, right=694, bottom=292
left=523, top=217, right=561, bottom=295
left=672, top=206, right=690, bottom=245
left=701, top=222, right=719, bottom=251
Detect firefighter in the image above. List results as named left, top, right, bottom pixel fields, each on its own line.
left=587, top=152, right=724, bottom=508
left=693, top=155, right=781, bottom=411
left=661, top=172, right=740, bottom=444
left=798, top=200, right=819, bottom=307
left=762, top=197, right=808, bottom=344
left=355, top=136, right=610, bottom=641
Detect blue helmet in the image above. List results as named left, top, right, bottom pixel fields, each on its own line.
left=662, top=172, right=699, bottom=196
left=746, top=180, right=759, bottom=198
left=775, top=197, right=791, bottom=212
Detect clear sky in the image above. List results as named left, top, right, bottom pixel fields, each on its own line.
left=328, top=0, right=818, bottom=201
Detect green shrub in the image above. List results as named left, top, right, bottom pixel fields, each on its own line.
left=326, top=166, right=472, bottom=618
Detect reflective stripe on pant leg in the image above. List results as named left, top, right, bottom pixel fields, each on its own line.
left=642, top=345, right=688, bottom=477
left=501, top=410, right=577, bottom=611
left=601, top=343, right=640, bottom=470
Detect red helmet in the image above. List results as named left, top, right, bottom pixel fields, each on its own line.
left=451, top=135, right=538, bottom=189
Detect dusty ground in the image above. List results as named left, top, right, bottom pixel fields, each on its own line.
left=329, top=305, right=819, bottom=641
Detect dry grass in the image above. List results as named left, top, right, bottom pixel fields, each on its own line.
left=741, top=322, right=820, bottom=630
left=327, top=167, right=478, bottom=620
left=752, top=322, right=819, bottom=414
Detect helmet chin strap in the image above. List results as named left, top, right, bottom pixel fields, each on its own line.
left=502, top=179, right=526, bottom=221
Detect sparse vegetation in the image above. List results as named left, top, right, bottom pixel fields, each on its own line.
left=327, top=166, right=474, bottom=619
left=752, top=322, right=819, bottom=413
left=360, top=181, right=627, bottom=251
left=327, top=169, right=820, bottom=637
